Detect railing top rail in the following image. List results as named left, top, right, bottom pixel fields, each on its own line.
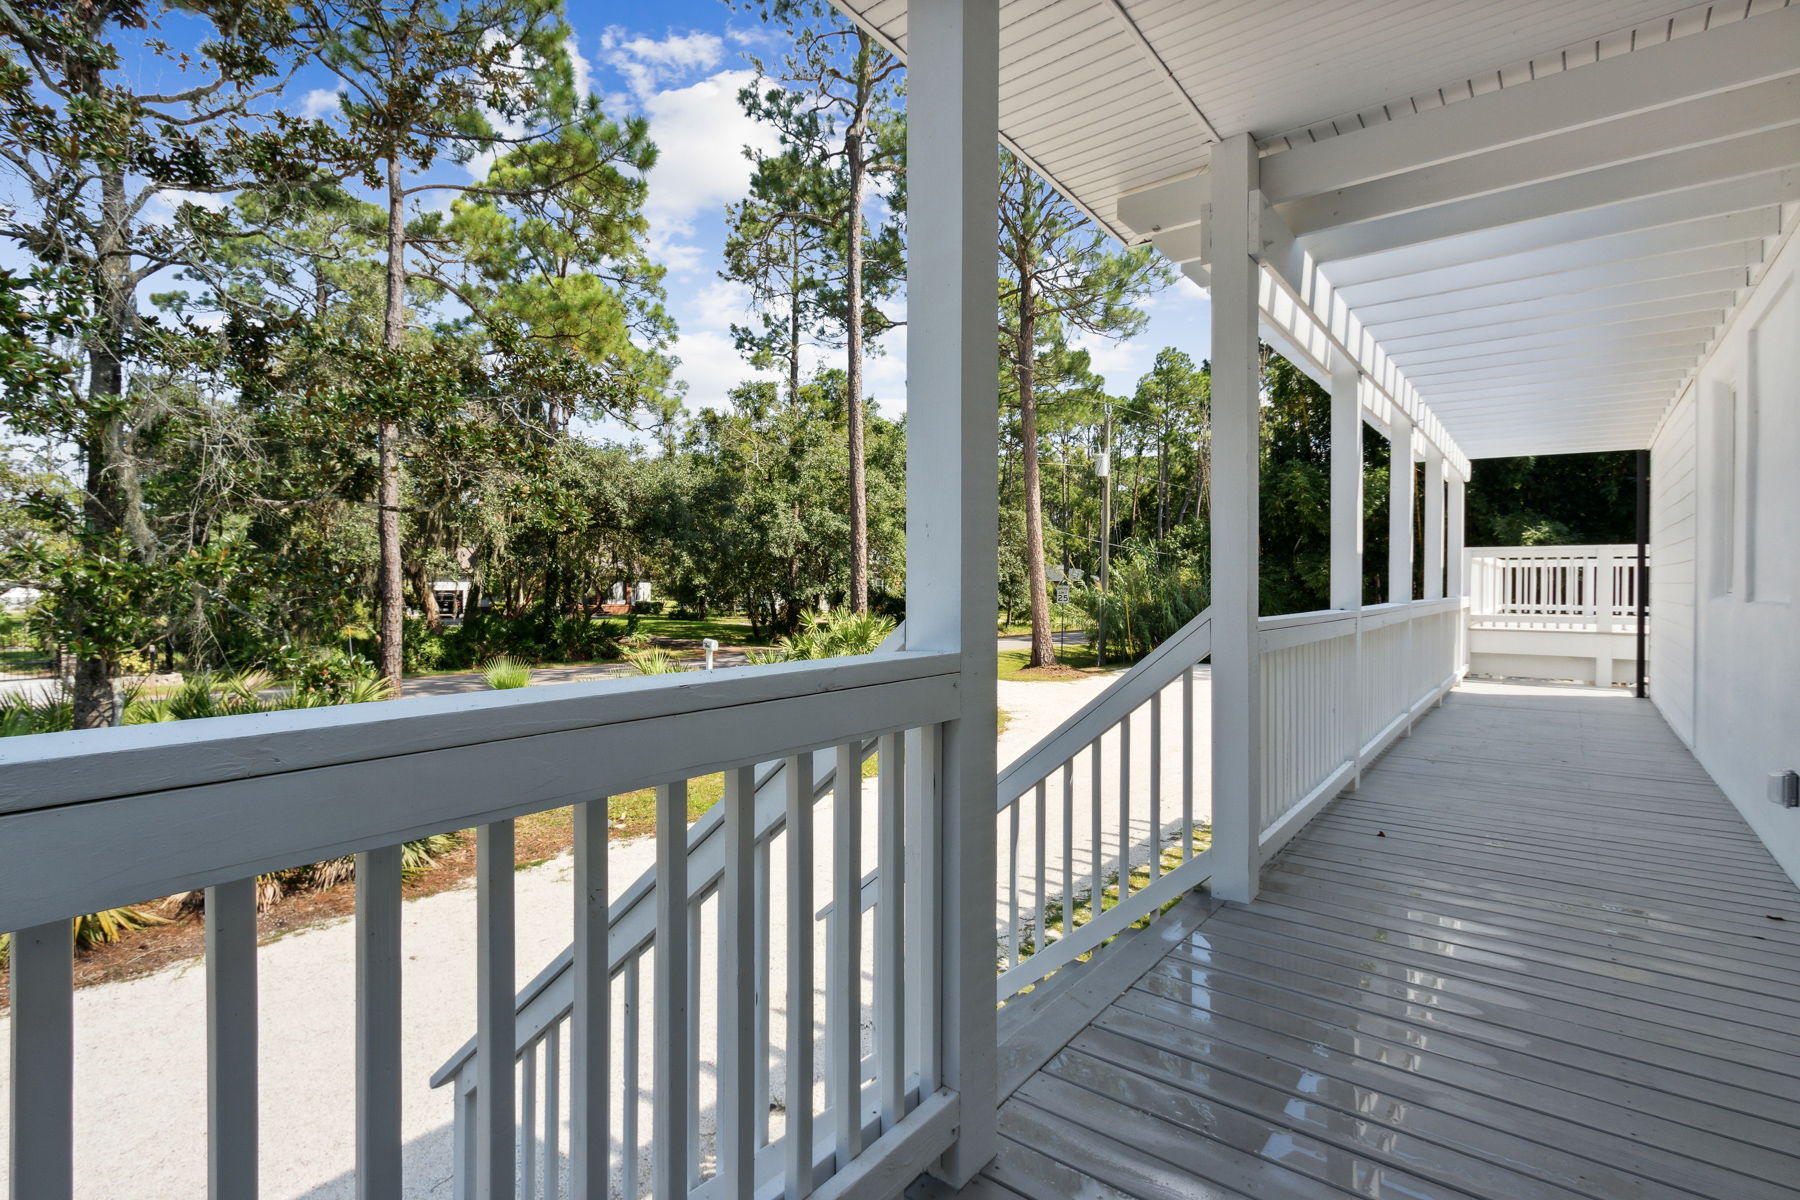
left=0, top=652, right=959, bottom=932
left=1465, top=543, right=1638, bottom=559
left=0, top=650, right=955, bottom=818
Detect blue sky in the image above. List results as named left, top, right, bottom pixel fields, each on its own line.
left=158, top=1, right=1214, bottom=434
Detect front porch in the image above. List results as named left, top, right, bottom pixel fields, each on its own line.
left=972, top=680, right=1800, bottom=1200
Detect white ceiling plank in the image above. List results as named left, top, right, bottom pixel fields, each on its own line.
left=1280, top=75, right=1800, bottom=233
left=1424, top=376, right=1676, bottom=404
left=1334, top=209, right=1780, bottom=306
left=1299, top=126, right=1800, bottom=259
left=1353, top=243, right=1764, bottom=325
left=1257, top=3, right=1800, bottom=202
left=1416, top=356, right=1696, bottom=386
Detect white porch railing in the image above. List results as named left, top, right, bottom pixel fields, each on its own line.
left=992, top=610, right=1215, bottom=1002
left=1257, top=598, right=1464, bottom=863
left=0, top=652, right=962, bottom=1200
left=1467, top=544, right=1642, bottom=632
left=988, top=594, right=1464, bottom=1002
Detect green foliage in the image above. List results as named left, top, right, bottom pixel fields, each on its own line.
left=625, top=648, right=685, bottom=675
left=1074, top=546, right=1209, bottom=661
left=1466, top=452, right=1638, bottom=547
left=761, top=609, right=895, bottom=662
left=482, top=656, right=533, bottom=690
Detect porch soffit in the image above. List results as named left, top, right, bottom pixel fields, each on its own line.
left=832, top=0, right=1800, bottom=461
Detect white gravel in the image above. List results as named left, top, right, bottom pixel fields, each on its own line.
left=0, top=666, right=1213, bottom=1198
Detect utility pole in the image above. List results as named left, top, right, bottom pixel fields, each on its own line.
left=1097, top=403, right=1113, bottom=666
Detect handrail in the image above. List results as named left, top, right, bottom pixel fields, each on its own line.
left=0, top=646, right=954, bottom=933
left=995, top=608, right=1212, bottom=808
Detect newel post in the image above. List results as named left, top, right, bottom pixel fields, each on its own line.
left=1207, top=134, right=1263, bottom=903
left=906, top=0, right=999, bottom=1182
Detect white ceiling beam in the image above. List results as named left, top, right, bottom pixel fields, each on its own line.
left=1408, top=352, right=1705, bottom=390
left=1380, top=297, right=1734, bottom=354
left=1354, top=244, right=1764, bottom=326
left=1335, top=210, right=1780, bottom=308
left=1258, top=2, right=1800, bottom=202
left=1389, top=316, right=1722, bottom=367
left=1363, top=275, right=1747, bottom=342
left=1150, top=223, right=1205, bottom=264
left=1431, top=394, right=1672, bottom=420
left=1300, top=127, right=1800, bottom=261
left=1324, top=174, right=1798, bottom=283
left=1425, top=377, right=1676, bottom=405
left=1396, top=332, right=1713, bottom=376
left=1116, top=170, right=1208, bottom=235
left=1280, top=76, right=1800, bottom=233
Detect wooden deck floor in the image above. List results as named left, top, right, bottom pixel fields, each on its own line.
left=967, top=681, right=1800, bottom=1200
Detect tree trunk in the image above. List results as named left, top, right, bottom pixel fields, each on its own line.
left=1016, top=279, right=1055, bottom=669
left=377, top=156, right=407, bottom=686
left=844, top=126, right=870, bottom=614
left=408, top=560, right=441, bottom=634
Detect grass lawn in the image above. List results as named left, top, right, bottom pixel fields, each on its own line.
left=630, top=613, right=772, bottom=646
left=998, top=643, right=1138, bottom=680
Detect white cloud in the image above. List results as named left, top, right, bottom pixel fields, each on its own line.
left=566, top=36, right=593, bottom=98
left=602, top=28, right=725, bottom=101
left=674, top=329, right=775, bottom=411
left=140, top=189, right=226, bottom=226
left=300, top=87, right=343, bottom=118
left=640, top=67, right=779, bottom=249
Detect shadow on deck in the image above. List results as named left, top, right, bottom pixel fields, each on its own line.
left=942, top=681, right=1800, bottom=1200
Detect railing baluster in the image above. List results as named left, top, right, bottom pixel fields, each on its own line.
left=622, top=957, right=641, bottom=1200
left=651, top=783, right=688, bottom=1200
left=1089, top=738, right=1103, bottom=920
left=1060, top=760, right=1075, bottom=938
left=829, top=742, right=863, bottom=1169
left=545, top=1025, right=561, bottom=1200
left=1006, top=796, right=1020, bottom=966
left=207, top=876, right=258, bottom=1200
left=753, top=825, right=771, bottom=1151
left=686, top=896, right=702, bottom=1187
left=904, top=726, right=941, bottom=1098
left=356, top=845, right=403, bottom=1200
left=784, top=754, right=815, bottom=1199
left=719, top=765, right=758, bottom=1198
left=522, top=1041, right=538, bottom=1200
left=571, top=800, right=608, bottom=1200
left=1182, top=666, right=1194, bottom=858
left=1149, top=693, right=1162, bottom=880
left=875, top=732, right=906, bottom=1130
left=1118, top=715, right=1132, bottom=899
left=477, top=820, right=517, bottom=1200
left=9, top=919, right=73, bottom=1200
left=1032, top=779, right=1047, bottom=958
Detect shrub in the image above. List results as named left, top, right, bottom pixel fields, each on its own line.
left=1073, top=547, right=1209, bottom=661
left=625, top=647, right=684, bottom=674
left=764, top=609, right=896, bottom=662
left=482, top=656, right=533, bottom=689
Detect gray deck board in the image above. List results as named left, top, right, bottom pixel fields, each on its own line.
left=970, top=682, right=1800, bottom=1199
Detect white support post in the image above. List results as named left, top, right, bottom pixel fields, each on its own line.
left=906, top=0, right=999, bottom=1182
left=1424, top=450, right=1446, bottom=600
left=1329, top=357, right=1363, bottom=612
left=1388, top=414, right=1416, bottom=605
left=1207, top=133, right=1263, bottom=904
left=1447, top=475, right=1467, bottom=598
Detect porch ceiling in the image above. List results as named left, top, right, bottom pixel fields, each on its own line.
left=835, top=0, right=1800, bottom=460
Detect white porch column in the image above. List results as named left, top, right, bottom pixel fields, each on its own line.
left=906, top=0, right=998, bottom=1182
left=1423, top=449, right=1446, bottom=600
left=1208, top=133, right=1263, bottom=903
left=1447, top=474, right=1467, bottom=598
left=1388, top=414, right=1415, bottom=604
left=1329, top=357, right=1363, bottom=611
